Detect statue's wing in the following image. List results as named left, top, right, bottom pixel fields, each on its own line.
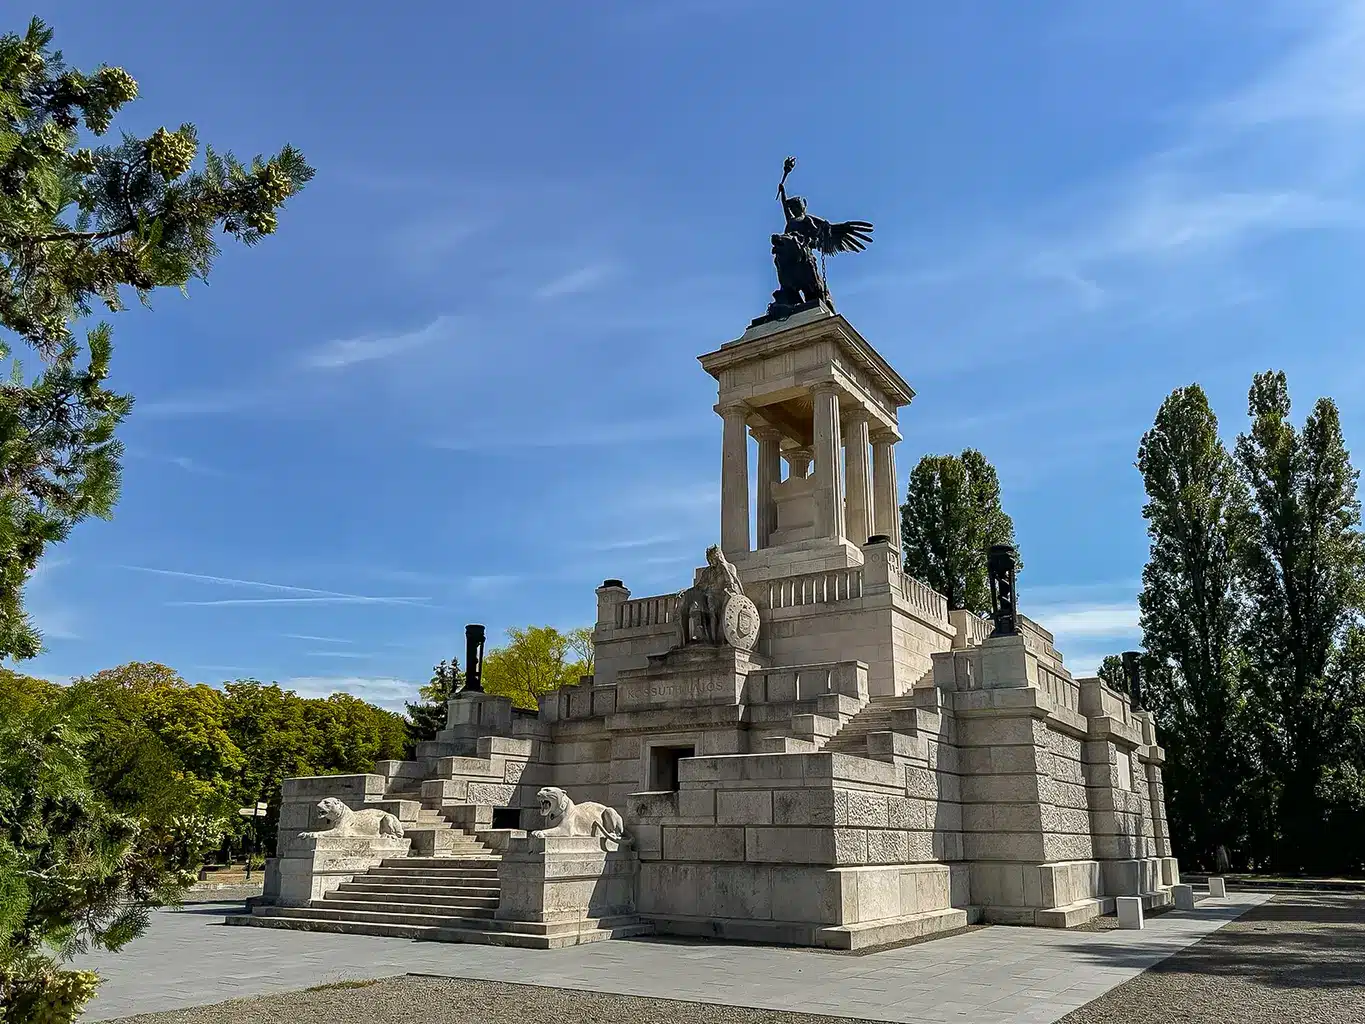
left=813, top=217, right=874, bottom=255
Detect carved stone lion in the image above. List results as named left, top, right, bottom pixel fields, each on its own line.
left=300, top=796, right=405, bottom=839
left=530, top=786, right=632, bottom=845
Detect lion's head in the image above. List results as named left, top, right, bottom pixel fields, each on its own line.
left=316, top=797, right=348, bottom=826
left=535, top=786, right=571, bottom=825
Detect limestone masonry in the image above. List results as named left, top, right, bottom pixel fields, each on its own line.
left=232, top=306, right=1178, bottom=949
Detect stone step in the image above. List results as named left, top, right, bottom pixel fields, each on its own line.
left=337, top=881, right=500, bottom=899
left=382, top=856, right=499, bottom=868
left=320, top=895, right=498, bottom=918
left=226, top=911, right=652, bottom=949
left=250, top=904, right=495, bottom=929
left=332, top=885, right=499, bottom=906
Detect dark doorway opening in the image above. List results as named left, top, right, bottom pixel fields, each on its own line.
left=491, top=806, right=520, bottom=830
left=649, top=744, right=695, bottom=791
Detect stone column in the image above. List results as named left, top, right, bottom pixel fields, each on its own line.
left=871, top=428, right=900, bottom=553
left=719, top=402, right=751, bottom=557
left=785, top=447, right=813, bottom=480
left=811, top=382, right=845, bottom=543
left=843, top=410, right=873, bottom=546
left=752, top=426, right=783, bottom=550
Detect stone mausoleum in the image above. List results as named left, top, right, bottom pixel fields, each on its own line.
left=235, top=159, right=1178, bottom=949
left=234, top=301, right=1179, bottom=950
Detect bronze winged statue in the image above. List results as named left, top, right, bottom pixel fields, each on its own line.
left=766, top=156, right=873, bottom=319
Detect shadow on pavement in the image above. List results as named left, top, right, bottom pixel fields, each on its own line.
left=1057, top=895, right=1365, bottom=990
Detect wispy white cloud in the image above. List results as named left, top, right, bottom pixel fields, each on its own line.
left=136, top=389, right=267, bottom=418
left=434, top=414, right=706, bottom=451
left=168, top=596, right=426, bottom=607
left=127, top=450, right=233, bottom=478
left=305, top=650, right=376, bottom=659
left=301, top=315, right=459, bottom=370
left=582, top=534, right=680, bottom=552
left=876, top=1, right=1365, bottom=340
left=534, top=263, right=615, bottom=300
left=1034, top=604, right=1140, bottom=637
left=26, top=558, right=79, bottom=645
left=278, top=675, right=418, bottom=712
left=284, top=633, right=353, bottom=644
left=121, top=565, right=429, bottom=607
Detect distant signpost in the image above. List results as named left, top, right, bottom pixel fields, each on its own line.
left=238, top=802, right=269, bottom=880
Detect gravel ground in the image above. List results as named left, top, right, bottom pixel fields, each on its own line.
left=1059, top=894, right=1365, bottom=1024
left=99, top=976, right=874, bottom=1024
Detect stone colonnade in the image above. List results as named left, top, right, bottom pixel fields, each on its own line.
left=718, top=383, right=901, bottom=556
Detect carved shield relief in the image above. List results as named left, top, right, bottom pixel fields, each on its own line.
left=721, top=593, right=761, bottom=651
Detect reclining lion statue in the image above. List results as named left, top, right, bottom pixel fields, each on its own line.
left=531, top=786, right=632, bottom=845
left=300, top=796, right=405, bottom=839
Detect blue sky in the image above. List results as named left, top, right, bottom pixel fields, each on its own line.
left=19, top=0, right=1365, bottom=709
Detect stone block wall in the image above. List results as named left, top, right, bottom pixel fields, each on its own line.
left=626, top=750, right=967, bottom=945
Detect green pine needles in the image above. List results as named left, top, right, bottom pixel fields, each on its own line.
left=0, top=17, right=313, bottom=659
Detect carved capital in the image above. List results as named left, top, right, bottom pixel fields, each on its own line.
left=808, top=380, right=842, bottom=398
left=717, top=401, right=751, bottom=421
left=749, top=424, right=784, bottom=443
left=870, top=426, right=900, bottom=446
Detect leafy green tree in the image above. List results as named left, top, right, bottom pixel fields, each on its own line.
left=1096, top=654, right=1125, bottom=692
left=0, top=683, right=209, bottom=1021
left=483, top=625, right=591, bottom=710
left=0, top=18, right=312, bottom=660
left=1134, top=384, right=1258, bottom=871
left=405, top=658, right=462, bottom=753
left=900, top=448, right=1019, bottom=613
left=1232, top=371, right=1365, bottom=872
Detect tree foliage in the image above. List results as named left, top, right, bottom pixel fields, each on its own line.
left=0, top=661, right=404, bottom=1012
left=483, top=625, right=592, bottom=710
left=0, top=18, right=312, bottom=660
left=1129, top=373, right=1365, bottom=874
left=1231, top=371, right=1365, bottom=871
left=1134, top=384, right=1257, bottom=869
left=0, top=678, right=205, bottom=1020
left=900, top=448, right=1019, bottom=613
left=405, top=657, right=461, bottom=753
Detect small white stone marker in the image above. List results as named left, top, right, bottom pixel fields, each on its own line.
left=1117, top=896, right=1144, bottom=929
left=1172, top=884, right=1196, bottom=910
left=1208, top=876, right=1227, bottom=898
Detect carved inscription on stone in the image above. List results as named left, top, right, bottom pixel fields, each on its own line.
left=617, top=674, right=740, bottom=710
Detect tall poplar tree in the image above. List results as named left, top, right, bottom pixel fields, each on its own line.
left=1232, top=371, right=1365, bottom=871
left=900, top=448, right=1018, bottom=613
left=1134, top=384, right=1253, bottom=869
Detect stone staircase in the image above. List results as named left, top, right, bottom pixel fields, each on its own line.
left=822, top=693, right=925, bottom=755
left=232, top=853, right=650, bottom=948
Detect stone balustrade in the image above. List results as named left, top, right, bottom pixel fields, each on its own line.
left=616, top=594, right=678, bottom=630
left=761, top=567, right=864, bottom=609
left=899, top=572, right=949, bottom=624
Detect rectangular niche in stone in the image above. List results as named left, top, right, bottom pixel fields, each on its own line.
left=649, top=745, right=694, bottom=791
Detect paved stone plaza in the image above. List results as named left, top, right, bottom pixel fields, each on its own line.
left=77, top=893, right=1265, bottom=1023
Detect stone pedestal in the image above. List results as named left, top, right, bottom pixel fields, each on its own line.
left=263, top=833, right=411, bottom=907
left=1209, top=876, right=1227, bottom=898
left=1172, top=883, right=1196, bottom=910
left=498, top=834, right=638, bottom=923
left=1117, top=896, right=1144, bottom=929
left=615, top=645, right=759, bottom=713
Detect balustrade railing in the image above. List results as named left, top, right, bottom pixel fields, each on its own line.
left=764, top=568, right=863, bottom=609
left=900, top=572, right=949, bottom=623
left=615, top=594, right=678, bottom=630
